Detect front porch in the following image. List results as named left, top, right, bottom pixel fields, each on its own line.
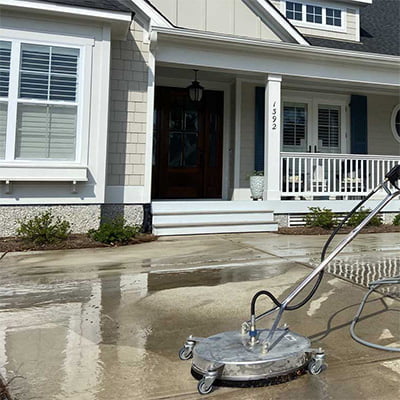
left=150, top=43, right=399, bottom=234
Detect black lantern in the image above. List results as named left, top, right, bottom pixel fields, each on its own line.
left=187, top=69, right=204, bottom=102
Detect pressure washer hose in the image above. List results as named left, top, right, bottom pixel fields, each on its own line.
left=251, top=168, right=400, bottom=351
left=250, top=186, right=377, bottom=315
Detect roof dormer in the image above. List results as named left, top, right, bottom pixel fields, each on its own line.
left=271, top=0, right=369, bottom=42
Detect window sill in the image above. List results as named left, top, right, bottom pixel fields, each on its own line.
left=0, top=163, right=88, bottom=182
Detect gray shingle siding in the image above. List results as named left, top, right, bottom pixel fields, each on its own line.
left=29, top=0, right=134, bottom=13
left=306, top=0, right=400, bottom=56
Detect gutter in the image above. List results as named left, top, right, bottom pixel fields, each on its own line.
left=0, top=0, right=133, bottom=23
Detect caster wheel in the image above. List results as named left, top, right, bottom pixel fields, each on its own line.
left=178, top=346, right=192, bottom=360
left=308, top=360, right=323, bottom=375
left=197, top=378, right=213, bottom=395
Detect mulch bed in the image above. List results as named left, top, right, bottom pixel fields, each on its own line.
left=278, top=225, right=400, bottom=235
left=0, top=233, right=157, bottom=253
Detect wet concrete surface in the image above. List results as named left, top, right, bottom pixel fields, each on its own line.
left=0, top=232, right=399, bottom=399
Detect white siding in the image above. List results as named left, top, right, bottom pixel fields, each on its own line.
left=368, top=95, right=400, bottom=156
left=149, top=0, right=282, bottom=42
left=240, top=82, right=256, bottom=187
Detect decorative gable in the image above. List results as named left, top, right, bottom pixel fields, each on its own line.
left=147, top=0, right=307, bottom=44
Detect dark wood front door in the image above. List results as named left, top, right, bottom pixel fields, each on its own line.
left=152, top=87, right=223, bottom=199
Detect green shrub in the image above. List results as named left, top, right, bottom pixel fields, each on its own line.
left=304, top=207, right=337, bottom=229
left=17, top=211, right=71, bottom=245
left=393, top=214, right=400, bottom=226
left=347, top=207, right=382, bottom=227
left=88, top=216, right=140, bottom=244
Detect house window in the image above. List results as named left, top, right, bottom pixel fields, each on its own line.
left=318, top=106, right=340, bottom=153
left=0, top=40, right=80, bottom=162
left=306, top=5, right=322, bottom=23
left=283, top=103, right=308, bottom=152
left=286, top=1, right=303, bottom=21
left=326, top=8, right=342, bottom=26
left=0, top=41, right=11, bottom=159
left=391, top=104, right=400, bottom=143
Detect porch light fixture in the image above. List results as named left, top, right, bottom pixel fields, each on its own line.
left=187, top=69, right=204, bottom=102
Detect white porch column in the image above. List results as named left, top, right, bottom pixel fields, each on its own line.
left=264, top=74, right=282, bottom=201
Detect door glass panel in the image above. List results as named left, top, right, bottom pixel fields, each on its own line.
left=169, top=108, right=183, bottom=130
left=185, top=110, right=198, bottom=131
left=184, top=132, right=198, bottom=167
left=318, top=106, right=340, bottom=153
left=208, top=113, right=217, bottom=168
left=282, top=103, right=307, bottom=152
left=168, top=132, right=182, bottom=167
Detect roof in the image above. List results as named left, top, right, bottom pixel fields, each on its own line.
left=28, top=0, right=135, bottom=13
left=306, top=0, right=400, bottom=56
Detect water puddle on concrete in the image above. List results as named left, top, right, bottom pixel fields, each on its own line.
left=0, top=250, right=399, bottom=399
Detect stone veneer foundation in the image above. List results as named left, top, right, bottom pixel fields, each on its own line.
left=0, top=204, right=145, bottom=237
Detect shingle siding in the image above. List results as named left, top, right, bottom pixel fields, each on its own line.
left=107, top=21, right=149, bottom=187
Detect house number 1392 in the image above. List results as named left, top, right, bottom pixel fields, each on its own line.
left=272, top=102, right=277, bottom=130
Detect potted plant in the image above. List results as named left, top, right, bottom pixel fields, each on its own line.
left=249, top=170, right=264, bottom=200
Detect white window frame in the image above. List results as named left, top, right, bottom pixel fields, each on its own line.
left=0, top=28, right=93, bottom=180
left=391, top=104, right=400, bottom=144
left=282, top=91, right=349, bottom=154
left=283, top=0, right=347, bottom=33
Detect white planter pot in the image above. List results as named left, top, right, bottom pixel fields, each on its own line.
left=250, top=175, right=264, bottom=200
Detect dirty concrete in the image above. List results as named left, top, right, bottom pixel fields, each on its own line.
left=0, top=232, right=399, bottom=399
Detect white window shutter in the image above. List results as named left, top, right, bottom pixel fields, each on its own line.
left=318, top=106, right=340, bottom=153
left=0, top=103, right=7, bottom=158
left=16, top=104, right=77, bottom=160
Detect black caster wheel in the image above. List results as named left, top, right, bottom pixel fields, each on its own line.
left=308, top=360, right=323, bottom=375
left=178, top=346, right=192, bottom=360
left=197, top=378, right=213, bottom=395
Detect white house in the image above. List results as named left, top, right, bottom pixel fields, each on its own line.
left=0, top=0, right=399, bottom=236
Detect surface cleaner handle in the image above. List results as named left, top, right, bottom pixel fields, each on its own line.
left=385, top=165, right=400, bottom=187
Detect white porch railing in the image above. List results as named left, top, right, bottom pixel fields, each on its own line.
left=280, top=152, right=400, bottom=198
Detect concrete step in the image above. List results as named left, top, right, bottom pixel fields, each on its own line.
left=151, top=201, right=277, bottom=236
left=153, top=223, right=278, bottom=236
left=153, top=212, right=274, bottom=226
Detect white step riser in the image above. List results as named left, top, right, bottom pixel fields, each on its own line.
left=153, top=212, right=274, bottom=226
left=153, top=224, right=278, bottom=236
left=152, top=201, right=272, bottom=213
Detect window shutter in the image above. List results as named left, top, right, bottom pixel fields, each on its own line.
left=0, top=41, right=11, bottom=97
left=255, top=87, right=264, bottom=171
left=350, top=95, right=368, bottom=154
left=318, top=106, right=340, bottom=152
left=0, top=103, right=7, bottom=158
left=19, top=44, right=78, bottom=101
left=16, top=104, right=77, bottom=160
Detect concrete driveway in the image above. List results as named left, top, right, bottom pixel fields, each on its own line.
left=0, top=232, right=399, bottom=399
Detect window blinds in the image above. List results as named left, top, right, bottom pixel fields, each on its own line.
left=0, top=103, right=7, bottom=158
left=19, top=44, right=78, bottom=101
left=318, top=106, right=340, bottom=152
left=16, top=44, right=79, bottom=160
left=16, top=104, right=77, bottom=160
left=0, top=41, right=11, bottom=98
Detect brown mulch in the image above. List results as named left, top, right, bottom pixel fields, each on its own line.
left=0, top=233, right=157, bottom=253
left=278, top=225, right=400, bottom=235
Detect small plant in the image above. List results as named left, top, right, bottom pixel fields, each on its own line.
left=17, top=211, right=71, bottom=245
left=347, top=207, right=382, bottom=227
left=247, top=170, right=264, bottom=178
left=88, top=216, right=140, bottom=244
left=393, top=214, right=400, bottom=226
left=304, top=207, right=337, bottom=229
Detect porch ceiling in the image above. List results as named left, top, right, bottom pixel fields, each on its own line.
left=156, top=65, right=400, bottom=97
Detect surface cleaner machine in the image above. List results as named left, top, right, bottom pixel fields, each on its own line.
left=179, top=165, right=400, bottom=395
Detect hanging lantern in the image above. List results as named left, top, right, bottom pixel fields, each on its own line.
left=187, top=69, right=204, bottom=102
